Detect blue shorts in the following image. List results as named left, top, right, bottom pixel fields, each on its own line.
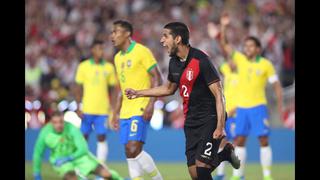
left=80, top=114, right=108, bottom=136
left=235, top=105, right=270, bottom=137
left=120, top=116, right=148, bottom=144
left=225, top=117, right=236, bottom=141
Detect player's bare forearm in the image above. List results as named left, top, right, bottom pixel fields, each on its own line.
left=109, top=84, right=120, bottom=110
left=273, top=81, right=283, bottom=114
left=113, top=92, right=122, bottom=116
left=137, top=81, right=177, bottom=98
left=219, top=15, right=233, bottom=56
left=209, top=81, right=226, bottom=130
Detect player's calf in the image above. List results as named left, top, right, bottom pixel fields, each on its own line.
left=195, top=160, right=214, bottom=180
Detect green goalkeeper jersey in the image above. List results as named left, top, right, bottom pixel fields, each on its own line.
left=33, top=122, right=88, bottom=174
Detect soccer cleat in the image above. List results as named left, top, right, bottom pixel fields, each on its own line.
left=263, top=176, right=273, bottom=180
left=224, top=143, right=241, bottom=169
left=213, top=175, right=225, bottom=180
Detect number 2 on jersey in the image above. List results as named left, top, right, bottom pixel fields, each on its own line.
left=182, top=85, right=189, bottom=97
left=131, top=120, right=138, bottom=132
left=204, top=142, right=213, bottom=156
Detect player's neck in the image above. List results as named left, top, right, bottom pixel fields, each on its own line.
left=247, top=54, right=259, bottom=61
left=177, top=45, right=190, bottom=61
left=120, top=39, right=132, bottom=53
left=93, top=57, right=101, bottom=64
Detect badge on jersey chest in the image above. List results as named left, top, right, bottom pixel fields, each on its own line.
left=127, top=60, right=132, bottom=68
left=186, top=68, right=194, bottom=81
left=256, top=69, right=262, bottom=76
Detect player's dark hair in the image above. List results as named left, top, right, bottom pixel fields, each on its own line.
left=164, top=22, right=190, bottom=45
left=91, top=39, right=104, bottom=47
left=113, top=20, right=133, bottom=37
left=50, top=111, right=64, bottom=119
left=245, top=36, right=261, bottom=48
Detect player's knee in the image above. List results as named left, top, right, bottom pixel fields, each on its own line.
left=63, top=171, right=77, bottom=180
left=98, top=168, right=112, bottom=178
left=195, top=159, right=212, bottom=169
left=97, top=134, right=106, bottom=142
left=125, top=143, right=142, bottom=158
left=259, top=136, right=269, bottom=146
left=235, top=136, right=246, bottom=146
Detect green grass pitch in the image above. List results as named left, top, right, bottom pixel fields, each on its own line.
left=25, top=162, right=294, bottom=180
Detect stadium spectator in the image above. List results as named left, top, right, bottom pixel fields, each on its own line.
left=26, top=0, right=294, bottom=129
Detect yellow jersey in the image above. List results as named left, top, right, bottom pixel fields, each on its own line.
left=114, top=41, right=157, bottom=119
left=75, top=58, right=117, bottom=115
left=232, top=51, right=276, bottom=108
left=220, top=63, right=239, bottom=114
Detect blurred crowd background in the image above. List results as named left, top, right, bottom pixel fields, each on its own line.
left=25, top=0, right=295, bottom=130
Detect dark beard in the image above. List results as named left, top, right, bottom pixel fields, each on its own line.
left=169, top=45, right=178, bottom=57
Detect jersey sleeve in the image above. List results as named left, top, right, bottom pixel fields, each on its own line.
left=141, top=47, right=157, bottom=73
left=219, top=63, right=231, bottom=76
left=231, top=51, right=247, bottom=67
left=200, top=57, right=220, bottom=85
left=107, top=64, right=118, bottom=87
left=167, top=59, right=176, bottom=83
left=33, top=127, right=47, bottom=174
left=75, top=63, right=85, bottom=84
left=69, top=125, right=89, bottom=159
left=265, top=61, right=278, bottom=83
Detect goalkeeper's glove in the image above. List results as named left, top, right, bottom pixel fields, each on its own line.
left=33, top=173, right=42, bottom=180
left=54, top=156, right=74, bottom=167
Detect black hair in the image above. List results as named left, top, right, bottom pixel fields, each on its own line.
left=91, top=39, right=104, bottom=48
left=113, top=20, right=133, bottom=37
left=164, top=22, right=190, bottom=45
left=50, top=111, right=64, bottom=119
left=245, top=36, right=261, bottom=48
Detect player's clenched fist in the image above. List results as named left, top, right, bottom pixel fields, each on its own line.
left=125, top=88, right=138, bottom=99
left=213, top=128, right=226, bottom=139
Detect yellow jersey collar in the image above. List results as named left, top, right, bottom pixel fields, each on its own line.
left=90, top=58, right=106, bottom=65
left=120, top=41, right=136, bottom=55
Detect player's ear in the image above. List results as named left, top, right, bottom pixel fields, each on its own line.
left=175, top=35, right=182, bottom=44
left=125, top=31, right=131, bottom=38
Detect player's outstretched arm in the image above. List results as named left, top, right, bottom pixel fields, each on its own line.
left=125, top=81, right=178, bottom=99
left=209, top=81, right=226, bottom=139
left=272, top=80, right=283, bottom=119
left=143, top=65, right=164, bottom=120
left=111, top=91, right=122, bottom=130
left=32, top=129, right=47, bottom=179
left=219, top=13, right=233, bottom=57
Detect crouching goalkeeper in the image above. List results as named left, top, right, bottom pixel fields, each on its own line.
left=32, top=111, right=123, bottom=180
